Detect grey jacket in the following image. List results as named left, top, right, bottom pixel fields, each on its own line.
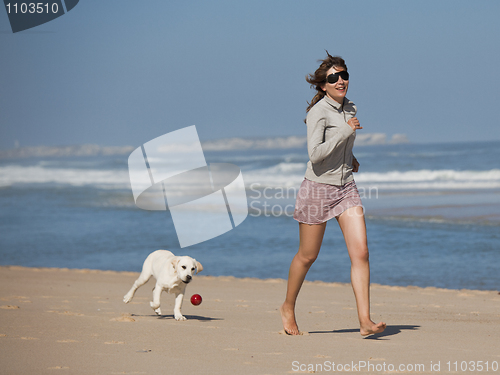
left=304, top=95, right=357, bottom=186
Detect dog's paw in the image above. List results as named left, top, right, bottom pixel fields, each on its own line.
left=175, top=314, right=187, bottom=321
left=123, top=295, right=132, bottom=304
left=150, top=302, right=161, bottom=315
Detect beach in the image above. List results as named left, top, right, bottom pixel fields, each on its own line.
left=1, top=141, right=499, bottom=374
left=1, top=266, right=499, bottom=374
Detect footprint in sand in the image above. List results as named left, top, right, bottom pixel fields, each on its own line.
left=110, top=314, right=135, bottom=322
left=47, top=366, right=70, bottom=370
left=0, top=305, right=20, bottom=309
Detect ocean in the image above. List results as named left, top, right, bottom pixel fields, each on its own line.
left=0, top=140, right=499, bottom=291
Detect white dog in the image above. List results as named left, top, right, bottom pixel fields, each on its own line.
left=123, top=250, right=203, bottom=321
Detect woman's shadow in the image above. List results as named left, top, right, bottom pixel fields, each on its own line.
left=309, top=325, right=420, bottom=340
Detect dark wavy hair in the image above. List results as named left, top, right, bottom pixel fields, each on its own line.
left=304, top=51, right=348, bottom=121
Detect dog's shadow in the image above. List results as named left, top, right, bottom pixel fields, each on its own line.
left=131, top=314, right=223, bottom=322
left=309, top=325, right=420, bottom=340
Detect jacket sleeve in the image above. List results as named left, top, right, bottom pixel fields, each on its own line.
left=343, top=100, right=357, bottom=121
left=306, top=110, right=354, bottom=164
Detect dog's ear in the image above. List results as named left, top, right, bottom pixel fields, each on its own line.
left=195, top=261, right=203, bottom=274
left=171, top=257, right=180, bottom=272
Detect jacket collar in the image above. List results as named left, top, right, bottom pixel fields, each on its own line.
left=323, top=95, right=347, bottom=110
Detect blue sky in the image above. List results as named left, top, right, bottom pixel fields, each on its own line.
left=1, top=0, right=499, bottom=149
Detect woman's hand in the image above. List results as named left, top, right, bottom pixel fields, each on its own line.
left=347, top=117, right=363, bottom=131
left=353, top=157, right=360, bottom=172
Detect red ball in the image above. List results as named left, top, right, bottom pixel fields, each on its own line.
left=190, top=294, right=202, bottom=306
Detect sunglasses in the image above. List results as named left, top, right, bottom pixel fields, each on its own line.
left=326, top=71, right=349, bottom=84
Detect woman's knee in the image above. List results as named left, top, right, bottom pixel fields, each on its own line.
left=350, top=245, right=369, bottom=264
left=295, top=249, right=318, bottom=266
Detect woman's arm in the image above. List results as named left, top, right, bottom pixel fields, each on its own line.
left=307, top=114, right=355, bottom=164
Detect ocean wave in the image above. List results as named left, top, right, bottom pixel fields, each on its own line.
left=356, top=169, right=500, bottom=182
left=243, top=162, right=307, bottom=188
left=2, top=162, right=500, bottom=191
left=357, top=181, right=500, bottom=190
left=0, top=165, right=131, bottom=189
left=0, top=133, right=410, bottom=159
left=244, top=167, right=500, bottom=190
left=202, top=133, right=408, bottom=150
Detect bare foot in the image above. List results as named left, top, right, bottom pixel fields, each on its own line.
left=360, top=321, right=386, bottom=336
left=280, top=303, right=300, bottom=335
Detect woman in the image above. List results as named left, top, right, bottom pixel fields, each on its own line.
left=280, top=52, right=386, bottom=336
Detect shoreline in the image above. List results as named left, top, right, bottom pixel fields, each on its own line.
left=2, top=265, right=499, bottom=293
left=1, top=265, right=499, bottom=374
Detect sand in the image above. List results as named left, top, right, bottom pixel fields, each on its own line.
left=0, top=266, right=499, bottom=374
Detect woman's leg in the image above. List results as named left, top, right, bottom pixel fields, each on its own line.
left=337, top=206, right=386, bottom=335
left=280, top=221, right=327, bottom=335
